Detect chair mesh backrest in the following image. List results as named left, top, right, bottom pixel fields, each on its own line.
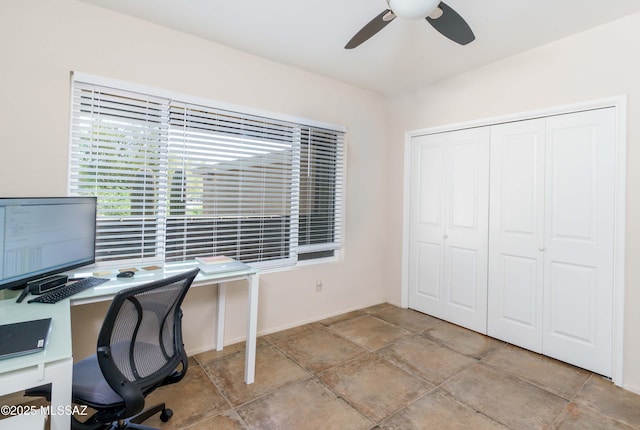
left=110, top=283, right=182, bottom=380
left=100, top=270, right=197, bottom=387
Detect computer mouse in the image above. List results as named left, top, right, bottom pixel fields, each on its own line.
left=117, top=271, right=135, bottom=278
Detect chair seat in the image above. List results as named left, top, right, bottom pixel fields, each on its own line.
left=73, top=355, right=124, bottom=407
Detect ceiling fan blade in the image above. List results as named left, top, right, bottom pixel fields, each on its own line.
left=345, top=9, right=396, bottom=49
left=426, top=2, right=475, bottom=45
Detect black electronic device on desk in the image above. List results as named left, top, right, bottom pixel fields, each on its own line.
left=117, top=270, right=135, bottom=278
left=15, top=274, right=69, bottom=303
left=27, top=277, right=110, bottom=304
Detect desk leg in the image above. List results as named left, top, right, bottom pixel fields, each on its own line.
left=244, top=274, right=259, bottom=384
left=48, top=357, right=73, bottom=430
left=216, top=283, right=227, bottom=351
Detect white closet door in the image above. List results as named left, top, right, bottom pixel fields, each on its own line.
left=408, top=133, right=447, bottom=320
left=543, top=108, right=616, bottom=376
left=444, top=128, right=490, bottom=332
left=409, top=128, right=490, bottom=333
left=488, top=119, right=546, bottom=352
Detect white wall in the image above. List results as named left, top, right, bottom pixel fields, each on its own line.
left=0, top=0, right=389, bottom=359
left=386, top=12, right=640, bottom=392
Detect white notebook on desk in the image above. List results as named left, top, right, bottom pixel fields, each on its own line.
left=195, top=256, right=251, bottom=275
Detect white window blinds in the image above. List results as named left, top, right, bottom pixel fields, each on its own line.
left=69, top=83, right=170, bottom=262
left=166, top=103, right=298, bottom=266
left=69, top=79, right=344, bottom=268
left=298, top=127, right=343, bottom=255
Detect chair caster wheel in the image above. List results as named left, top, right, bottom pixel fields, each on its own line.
left=160, top=408, right=173, bottom=422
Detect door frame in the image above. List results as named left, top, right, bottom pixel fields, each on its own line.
left=401, top=95, right=627, bottom=386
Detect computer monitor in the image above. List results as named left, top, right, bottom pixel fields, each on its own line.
left=0, top=197, right=97, bottom=291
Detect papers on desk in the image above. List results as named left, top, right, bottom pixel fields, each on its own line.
left=195, top=256, right=251, bottom=275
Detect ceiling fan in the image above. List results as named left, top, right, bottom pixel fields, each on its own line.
left=345, top=0, right=475, bottom=49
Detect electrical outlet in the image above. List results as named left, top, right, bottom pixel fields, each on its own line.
left=316, top=280, right=323, bottom=292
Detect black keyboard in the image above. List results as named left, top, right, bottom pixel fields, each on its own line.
left=28, top=277, right=110, bottom=304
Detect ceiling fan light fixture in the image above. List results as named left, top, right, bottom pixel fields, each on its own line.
left=346, top=0, right=474, bottom=49
left=388, top=0, right=441, bottom=19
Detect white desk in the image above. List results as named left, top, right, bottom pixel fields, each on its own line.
left=0, top=411, right=46, bottom=430
left=0, top=262, right=259, bottom=430
left=71, top=262, right=260, bottom=383
left=0, top=295, right=73, bottom=430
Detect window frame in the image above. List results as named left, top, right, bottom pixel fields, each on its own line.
left=68, top=72, right=346, bottom=270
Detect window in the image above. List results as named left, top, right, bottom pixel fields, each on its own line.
left=69, top=79, right=344, bottom=269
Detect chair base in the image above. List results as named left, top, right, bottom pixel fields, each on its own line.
left=127, top=403, right=173, bottom=428
left=73, top=403, right=172, bottom=430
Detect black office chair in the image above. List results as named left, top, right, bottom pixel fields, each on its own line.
left=29, top=268, right=200, bottom=430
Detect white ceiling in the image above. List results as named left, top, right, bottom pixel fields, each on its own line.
left=78, top=0, right=640, bottom=97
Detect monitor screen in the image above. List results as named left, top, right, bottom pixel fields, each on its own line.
left=0, top=197, right=97, bottom=290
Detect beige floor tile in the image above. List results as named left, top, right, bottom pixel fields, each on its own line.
left=373, top=307, right=446, bottom=333
left=185, top=410, right=246, bottom=430
left=375, top=307, right=446, bottom=333
left=379, top=335, right=476, bottom=384
left=274, top=326, right=366, bottom=373
left=204, top=345, right=310, bottom=406
left=380, top=390, right=508, bottom=430
left=318, top=309, right=366, bottom=326
left=237, top=378, right=372, bottom=430
left=262, top=322, right=323, bottom=344
left=362, top=303, right=396, bottom=314
left=484, top=344, right=591, bottom=400
left=423, top=322, right=504, bottom=358
left=144, top=365, right=231, bottom=429
left=193, top=337, right=270, bottom=365
left=553, top=402, right=634, bottom=430
left=574, top=375, right=640, bottom=428
left=442, top=363, right=568, bottom=430
left=328, top=314, right=413, bottom=351
left=319, top=354, right=433, bottom=422
left=193, top=342, right=245, bottom=365
left=113, top=305, right=640, bottom=429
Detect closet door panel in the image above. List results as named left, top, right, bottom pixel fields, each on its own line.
left=488, top=119, right=545, bottom=351
left=416, top=242, right=442, bottom=299
left=418, top=145, right=445, bottom=226
left=543, top=108, right=616, bottom=377
left=408, top=134, right=447, bottom=319
left=448, top=246, right=478, bottom=310
left=448, top=140, right=480, bottom=229
left=409, top=127, right=490, bottom=333
left=500, top=255, right=537, bottom=325
left=548, top=262, right=596, bottom=343
left=443, top=128, right=490, bottom=333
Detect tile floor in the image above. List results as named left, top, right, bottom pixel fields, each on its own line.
left=16, top=303, right=640, bottom=429
left=139, top=303, right=640, bottom=429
